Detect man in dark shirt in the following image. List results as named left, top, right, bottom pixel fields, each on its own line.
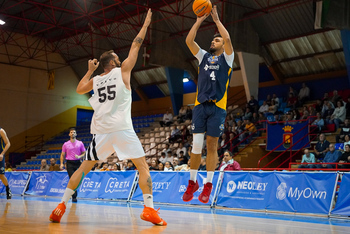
left=49, top=158, right=60, bottom=171
left=314, top=133, right=330, bottom=161
left=248, top=96, right=259, bottom=113
left=336, top=119, right=350, bottom=143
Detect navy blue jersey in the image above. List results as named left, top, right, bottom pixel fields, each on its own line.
left=194, top=49, right=234, bottom=110
left=0, top=128, right=4, bottom=154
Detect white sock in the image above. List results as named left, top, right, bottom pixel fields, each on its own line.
left=61, top=188, right=75, bottom=204
left=206, top=171, right=214, bottom=183
left=143, top=194, right=154, bottom=208
left=190, top=169, right=198, bottom=182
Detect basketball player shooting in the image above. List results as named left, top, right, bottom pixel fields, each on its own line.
left=182, top=5, right=234, bottom=203
left=49, top=9, right=166, bottom=226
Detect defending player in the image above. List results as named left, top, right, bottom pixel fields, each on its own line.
left=183, top=6, right=234, bottom=203
left=0, top=127, right=12, bottom=200
left=49, top=9, right=166, bottom=226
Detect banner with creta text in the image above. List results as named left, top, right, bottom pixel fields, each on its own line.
left=266, top=121, right=310, bottom=151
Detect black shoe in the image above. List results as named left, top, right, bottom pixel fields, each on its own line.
left=6, top=188, right=12, bottom=200
left=72, top=198, right=77, bottom=203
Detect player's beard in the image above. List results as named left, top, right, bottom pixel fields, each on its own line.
left=209, top=47, right=216, bottom=54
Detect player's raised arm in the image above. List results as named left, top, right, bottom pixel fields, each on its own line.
left=76, top=59, right=99, bottom=94
left=211, top=5, right=233, bottom=55
left=186, top=14, right=209, bottom=56
left=122, top=9, right=152, bottom=75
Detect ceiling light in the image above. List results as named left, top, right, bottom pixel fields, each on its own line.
left=183, top=78, right=189, bottom=83
left=0, top=19, right=5, bottom=25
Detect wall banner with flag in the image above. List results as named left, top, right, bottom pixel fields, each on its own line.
left=266, top=121, right=310, bottom=151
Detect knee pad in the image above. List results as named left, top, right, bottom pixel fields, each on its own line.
left=192, top=133, right=204, bottom=154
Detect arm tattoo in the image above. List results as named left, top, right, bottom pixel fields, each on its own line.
left=134, top=37, right=144, bottom=44
left=147, top=176, right=152, bottom=193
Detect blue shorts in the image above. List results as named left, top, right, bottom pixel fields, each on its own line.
left=192, top=102, right=226, bottom=137
left=0, top=156, right=4, bottom=175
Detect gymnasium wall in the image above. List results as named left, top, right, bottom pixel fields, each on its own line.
left=0, top=63, right=90, bottom=152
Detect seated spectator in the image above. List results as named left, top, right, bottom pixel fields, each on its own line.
left=286, top=93, right=297, bottom=109
left=315, top=99, right=323, bottom=113
left=159, top=152, right=167, bottom=164
left=162, top=144, right=172, bottom=154
left=173, top=157, right=179, bottom=169
left=323, top=102, right=335, bottom=122
left=176, top=142, right=187, bottom=156
left=175, top=159, right=190, bottom=171
left=314, top=133, right=330, bottom=161
left=178, top=151, right=188, bottom=165
left=164, top=161, right=174, bottom=171
left=298, top=82, right=310, bottom=106
left=322, top=92, right=329, bottom=101
left=321, top=99, right=334, bottom=117
left=149, top=159, right=159, bottom=171
left=298, top=149, right=315, bottom=169
left=336, top=119, right=350, bottom=143
left=311, top=112, right=325, bottom=132
left=343, top=135, right=350, bottom=151
left=258, top=101, right=269, bottom=114
left=159, top=110, right=173, bottom=127
left=345, top=96, right=350, bottom=118
left=184, top=106, right=192, bottom=120
left=314, top=144, right=341, bottom=169
left=251, top=112, right=259, bottom=124
left=99, top=162, right=109, bottom=171
left=169, top=125, right=182, bottom=143
left=330, top=100, right=346, bottom=129
left=331, top=90, right=341, bottom=105
left=145, top=156, right=152, bottom=166
left=166, top=151, right=174, bottom=165
left=112, top=163, right=121, bottom=171
left=177, top=106, right=187, bottom=123
left=226, top=115, right=234, bottom=127
left=268, top=100, right=278, bottom=114
left=218, top=133, right=230, bottom=156
left=300, top=110, right=309, bottom=121
left=228, top=132, right=239, bottom=153
left=201, top=148, right=207, bottom=157
left=198, top=157, right=207, bottom=171
left=272, top=94, right=279, bottom=107
left=308, top=106, right=316, bottom=116
left=125, top=160, right=136, bottom=171
left=49, top=158, right=60, bottom=171
left=248, top=96, right=259, bottom=113
left=266, top=94, right=272, bottom=106
left=288, top=86, right=298, bottom=97
left=5, top=162, right=12, bottom=172
left=121, top=159, right=128, bottom=170
left=338, top=144, right=350, bottom=169
left=244, top=118, right=256, bottom=142
left=158, top=162, right=164, bottom=171
left=243, top=107, right=253, bottom=120
left=218, top=151, right=241, bottom=171
left=40, top=159, right=50, bottom=171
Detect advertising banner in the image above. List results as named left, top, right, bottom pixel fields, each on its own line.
left=216, top=172, right=274, bottom=210
left=0, top=172, right=30, bottom=195
left=331, top=173, right=350, bottom=216
left=132, top=171, right=219, bottom=205
left=26, top=172, right=53, bottom=196
left=77, top=172, right=102, bottom=199
left=46, top=172, right=69, bottom=197
left=266, top=121, right=310, bottom=151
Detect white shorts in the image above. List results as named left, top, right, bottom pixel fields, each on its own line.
left=85, top=129, right=145, bottom=161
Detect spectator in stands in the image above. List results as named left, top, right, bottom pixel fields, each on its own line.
left=149, top=159, right=158, bottom=171
left=330, top=100, right=346, bottom=129
left=178, top=151, right=188, bottom=165
left=49, top=158, right=60, bottom=171
left=158, top=162, right=164, bottom=171
left=228, top=132, right=239, bottom=153
left=244, top=118, right=256, bottom=142
left=226, top=115, right=234, bottom=127
left=175, top=159, right=190, bottom=171
left=164, top=161, right=174, bottom=171
left=272, top=94, right=279, bottom=107
left=288, top=86, right=298, bottom=97
left=311, top=112, right=325, bottom=132
left=251, top=112, right=259, bottom=124
left=162, top=144, right=172, bottom=155
left=184, top=106, right=192, bottom=120
left=121, top=159, right=128, bottom=170
left=168, top=125, right=181, bottom=143
left=218, top=133, right=229, bottom=156
left=112, top=163, right=121, bottom=171
left=40, top=159, right=50, bottom=171
left=331, top=90, right=341, bottom=105
left=314, top=144, right=341, bottom=169
left=173, top=157, right=179, bottom=169
left=323, top=102, right=335, bottom=122
left=314, top=133, right=330, bottom=161
left=298, top=83, right=310, bottom=106
left=159, top=152, right=167, bottom=164
left=177, top=106, right=187, bottom=123
left=298, top=149, right=315, bottom=169
left=176, top=142, right=187, bottom=156
left=291, top=109, right=300, bottom=120
left=258, top=101, right=269, bottom=114
left=243, top=107, right=253, bottom=120
left=321, top=99, right=334, bottom=117
left=343, top=135, right=350, bottom=150
left=266, top=94, right=272, bottom=106
left=198, top=157, right=207, bottom=171
left=338, top=144, right=350, bottom=169
left=248, top=96, right=259, bottom=113
left=236, top=120, right=245, bottom=142
left=185, top=146, right=192, bottom=160
left=286, top=93, right=297, bottom=109
left=166, top=151, right=174, bottom=164
left=268, top=99, right=278, bottom=114
left=300, top=110, right=309, bottom=121
left=99, top=162, right=109, bottom=171
left=322, top=92, right=329, bottom=101
left=336, top=119, right=350, bottom=143
left=159, top=110, right=173, bottom=127
left=125, top=160, right=136, bottom=171
left=308, top=106, right=316, bottom=116
left=218, top=151, right=241, bottom=171
left=345, top=96, right=350, bottom=119
left=201, top=148, right=207, bottom=157
left=145, top=156, right=152, bottom=166
left=315, top=99, right=323, bottom=113
left=5, top=162, right=12, bottom=172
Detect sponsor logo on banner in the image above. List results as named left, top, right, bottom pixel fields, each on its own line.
left=179, top=184, right=203, bottom=193
left=153, top=182, right=171, bottom=193
left=61, top=175, right=69, bottom=187
left=9, top=179, right=27, bottom=188
left=35, top=174, right=48, bottom=190
left=227, top=181, right=237, bottom=193
left=79, top=177, right=100, bottom=193
left=276, top=182, right=327, bottom=201
left=227, top=180, right=268, bottom=193
left=105, top=178, right=130, bottom=193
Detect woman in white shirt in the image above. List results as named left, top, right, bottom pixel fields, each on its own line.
left=330, top=100, right=346, bottom=129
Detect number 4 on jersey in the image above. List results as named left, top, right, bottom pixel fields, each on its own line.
left=210, top=71, right=216, bottom=81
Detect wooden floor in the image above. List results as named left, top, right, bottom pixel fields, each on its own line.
left=0, top=196, right=350, bottom=234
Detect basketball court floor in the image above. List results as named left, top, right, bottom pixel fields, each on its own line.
left=1, top=195, right=350, bottom=233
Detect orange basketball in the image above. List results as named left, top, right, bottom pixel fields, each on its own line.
left=192, top=0, right=212, bottom=17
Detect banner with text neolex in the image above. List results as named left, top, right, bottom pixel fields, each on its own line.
left=216, top=172, right=337, bottom=214
left=216, top=172, right=274, bottom=210
left=331, top=173, right=350, bottom=216
left=132, top=171, right=219, bottom=205
left=0, top=172, right=30, bottom=195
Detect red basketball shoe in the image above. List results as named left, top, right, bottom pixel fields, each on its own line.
left=198, top=182, right=213, bottom=204
left=49, top=202, right=66, bottom=223
left=182, top=180, right=199, bottom=202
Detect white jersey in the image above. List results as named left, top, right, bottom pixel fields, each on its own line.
left=89, top=67, right=133, bottom=134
